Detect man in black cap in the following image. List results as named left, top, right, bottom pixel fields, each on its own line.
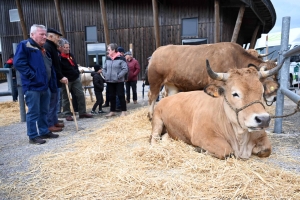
left=44, top=28, right=68, bottom=133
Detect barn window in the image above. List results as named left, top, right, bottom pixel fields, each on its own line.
left=181, top=18, right=198, bottom=37
left=85, top=26, right=97, bottom=42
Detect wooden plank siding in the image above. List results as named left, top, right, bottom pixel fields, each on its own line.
left=1, top=0, right=241, bottom=80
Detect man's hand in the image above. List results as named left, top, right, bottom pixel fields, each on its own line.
left=60, top=77, right=68, bottom=84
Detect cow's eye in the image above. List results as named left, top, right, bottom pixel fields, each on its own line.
left=232, top=93, right=239, bottom=97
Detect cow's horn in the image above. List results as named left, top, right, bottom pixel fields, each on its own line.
left=206, top=59, right=228, bottom=81
left=259, top=58, right=286, bottom=78
left=258, top=50, right=276, bottom=58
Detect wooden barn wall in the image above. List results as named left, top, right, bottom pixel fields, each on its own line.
left=0, top=0, right=238, bottom=80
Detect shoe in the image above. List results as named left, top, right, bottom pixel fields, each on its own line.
left=134, top=100, right=137, bottom=104
left=29, top=136, right=46, bottom=144
left=126, top=100, right=130, bottom=104
left=98, top=110, right=106, bottom=114
left=57, top=119, right=64, bottom=123
left=48, top=126, right=62, bottom=132
left=120, top=111, right=127, bottom=117
left=102, top=104, right=109, bottom=107
left=115, top=108, right=122, bottom=112
left=105, top=112, right=116, bottom=117
left=55, top=123, right=64, bottom=128
left=91, top=110, right=96, bottom=114
left=41, top=132, right=59, bottom=139
left=79, top=113, right=93, bottom=118
left=66, top=116, right=74, bottom=121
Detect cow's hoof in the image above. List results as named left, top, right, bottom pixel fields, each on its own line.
left=147, top=113, right=152, bottom=121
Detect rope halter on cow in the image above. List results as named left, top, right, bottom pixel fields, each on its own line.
left=223, top=95, right=265, bottom=128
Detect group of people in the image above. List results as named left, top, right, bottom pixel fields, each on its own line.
left=13, top=24, right=93, bottom=145
left=12, top=24, right=142, bottom=145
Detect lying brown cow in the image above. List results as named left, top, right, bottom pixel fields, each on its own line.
left=150, top=59, right=283, bottom=159
left=147, top=42, right=278, bottom=119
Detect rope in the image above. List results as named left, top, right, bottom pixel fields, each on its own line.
left=223, top=95, right=265, bottom=128
left=270, top=100, right=300, bottom=118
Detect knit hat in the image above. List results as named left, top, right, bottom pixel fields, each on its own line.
left=94, top=64, right=102, bottom=72
left=117, top=47, right=125, bottom=53
left=124, top=51, right=132, bottom=56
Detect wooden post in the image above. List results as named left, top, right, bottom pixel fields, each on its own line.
left=214, top=0, right=220, bottom=43
left=152, top=0, right=160, bottom=49
left=15, top=0, right=28, bottom=40
left=99, top=0, right=110, bottom=45
left=53, top=0, right=66, bottom=37
left=249, top=25, right=260, bottom=49
left=129, top=43, right=133, bottom=56
left=231, top=4, right=245, bottom=43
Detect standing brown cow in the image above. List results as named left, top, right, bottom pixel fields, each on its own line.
left=147, top=42, right=278, bottom=119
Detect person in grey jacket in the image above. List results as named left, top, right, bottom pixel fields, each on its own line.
left=103, top=43, right=128, bottom=117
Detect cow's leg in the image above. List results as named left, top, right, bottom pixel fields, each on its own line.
left=252, top=131, right=272, bottom=157
left=88, top=88, right=94, bottom=102
left=150, top=114, right=166, bottom=144
left=148, top=84, right=162, bottom=120
left=194, top=136, right=234, bottom=159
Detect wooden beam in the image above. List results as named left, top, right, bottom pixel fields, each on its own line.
left=53, top=0, right=66, bottom=37
left=249, top=25, right=260, bottom=49
left=99, top=0, right=110, bottom=45
left=214, top=0, right=220, bottom=43
left=152, top=0, right=160, bottom=49
left=231, top=4, right=245, bottom=43
left=15, top=0, right=28, bottom=40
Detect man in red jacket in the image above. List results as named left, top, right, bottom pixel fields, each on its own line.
left=124, top=51, right=141, bottom=104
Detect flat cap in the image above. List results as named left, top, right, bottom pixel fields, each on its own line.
left=47, top=28, right=63, bottom=36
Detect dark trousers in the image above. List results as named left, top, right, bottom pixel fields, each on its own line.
left=12, top=78, right=18, bottom=101
left=125, top=81, right=137, bottom=102
left=92, top=91, right=104, bottom=111
left=107, top=82, right=127, bottom=112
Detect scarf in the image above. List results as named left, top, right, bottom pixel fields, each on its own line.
left=61, top=53, right=75, bottom=66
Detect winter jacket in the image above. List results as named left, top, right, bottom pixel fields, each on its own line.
left=103, top=55, right=128, bottom=83
left=59, top=53, right=80, bottom=82
left=91, top=72, right=105, bottom=92
left=126, top=58, right=141, bottom=81
left=13, top=38, right=57, bottom=93
left=44, top=39, right=64, bottom=88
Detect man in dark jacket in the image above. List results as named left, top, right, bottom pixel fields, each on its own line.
left=14, top=24, right=59, bottom=144
left=44, top=28, right=68, bottom=132
left=58, top=38, right=93, bottom=121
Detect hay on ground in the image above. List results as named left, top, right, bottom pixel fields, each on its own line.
left=1, top=108, right=299, bottom=199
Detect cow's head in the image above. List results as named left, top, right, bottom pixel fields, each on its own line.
left=204, top=59, right=284, bottom=132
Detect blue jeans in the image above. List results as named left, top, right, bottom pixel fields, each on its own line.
left=24, top=89, right=51, bottom=139
left=47, top=88, right=59, bottom=127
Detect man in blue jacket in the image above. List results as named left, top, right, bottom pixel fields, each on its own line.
left=14, top=24, right=59, bottom=144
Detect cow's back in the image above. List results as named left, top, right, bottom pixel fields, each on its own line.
left=148, top=42, right=262, bottom=91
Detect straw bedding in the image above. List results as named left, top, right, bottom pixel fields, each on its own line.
left=1, top=107, right=300, bottom=199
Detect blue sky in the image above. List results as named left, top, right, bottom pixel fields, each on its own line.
left=269, top=0, right=300, bottom=33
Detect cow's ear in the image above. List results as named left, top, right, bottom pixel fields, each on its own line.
left=204, top=84, right=224, bottom=98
